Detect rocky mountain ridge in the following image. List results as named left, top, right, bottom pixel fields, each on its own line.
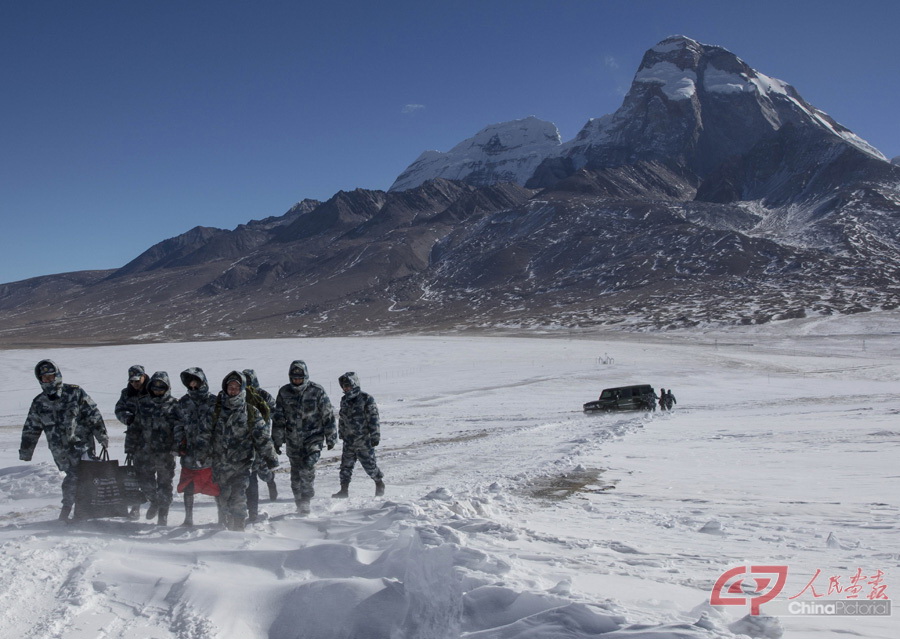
left=1, top=35, right=898, bottom=345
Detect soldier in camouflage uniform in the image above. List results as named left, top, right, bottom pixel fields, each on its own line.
left=272, top=361, right=336, bottom=515
left=210, top=371, right=279, bottom=531
left=115, top=365, right=149, bottom=427
left=19, top=360, right=110, bottom=521
left=116, top=365, right=150, bottom=518
left=127, top=371, right=182, bottom=526
left=242, top=369, right=278, bottom=522
left=332, top=372, right=384, bottom=499
left=174, top=367, right=219, bottom=527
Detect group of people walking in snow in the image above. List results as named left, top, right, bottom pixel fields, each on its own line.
left=19, top=359, right=384, bottom=530
left=658, top=388, right=677, bottom=411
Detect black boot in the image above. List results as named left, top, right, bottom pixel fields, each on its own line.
left=216, top=497, right=226, bottom=526
left=296, top=499, right=310, bottom=516
left=157, top=506, right=169, bottom=527
left=128, top=504, right=141, bottom=520
left=374, top=479, right=385, bottom=497
left=267, top=479, right=278, bottom=501
left=58, top=504, right=72, bottom=521
left=146, top=503, right=159, bottom=520
left=247, top=475, right=259, bottom=523
left=181, top=493, right=194, bottom=527
left=332, top=482, right=350, bottom=499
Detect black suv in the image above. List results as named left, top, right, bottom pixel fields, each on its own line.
left=583, top=384, right=656, bottom=413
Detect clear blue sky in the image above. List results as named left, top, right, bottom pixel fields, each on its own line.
left=2, top=1, right=898, bottom=284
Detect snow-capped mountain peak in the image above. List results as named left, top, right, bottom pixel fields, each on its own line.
left=391, top=36, right=887, bottom=194
left=389, top=116, right=561, bottom=191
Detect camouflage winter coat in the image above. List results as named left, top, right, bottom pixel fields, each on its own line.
left=114, top=365, right=148, bottom=426
left=209, top=371, right=279, bottom=479
left=272, top=360, right=337, bottom=457
left=19, top=359, right=109, bottom=472
left=175, top=367, right=216, bottom=470
left=126, top=371, right=182, bottom=458
left=338, top=372, right=380, bottom=448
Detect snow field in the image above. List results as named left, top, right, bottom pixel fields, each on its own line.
left=0, top=321, right=898, bottom=638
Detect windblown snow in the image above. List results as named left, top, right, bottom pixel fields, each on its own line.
left=1, top=313, right=898, bottom=639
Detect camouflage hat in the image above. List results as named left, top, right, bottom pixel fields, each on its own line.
left=128, top=365, right=146, bottom=381
left=37, top=362, right=58, bottom=376
left=180, top=370, right=202, bottom=388
left=339, top=372, right=356, bottom=387
left=222, top=371, right=245, bottom=392
left=242, top=369, right=261, bottom=388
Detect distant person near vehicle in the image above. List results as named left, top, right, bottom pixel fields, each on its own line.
left=332, top=372, right=384, bottom=499
left=272, top=361, right=336, bottom=516
left=659, top=388, right=668, bottom=411
left=19, top=360, right=110, bottom=522
left=665, top=389, right=677, bottom=410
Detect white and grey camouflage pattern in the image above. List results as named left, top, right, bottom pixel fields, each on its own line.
left=337, top=372, right=383, bottom=484
left=272, top=360, right=336, bottom=503
left=114, top=364, right=148, bottom=426
left=19, top=360, right=109, bottom=508
left=175, top=367, right=216, bottom=470
left=210, top=371, right=279, bottom=526
left=129, top=371, right=182, bottom=510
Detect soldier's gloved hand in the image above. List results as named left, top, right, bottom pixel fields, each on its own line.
left=125, top=413, right=135, bottom=426
left=327, top=441, right=335, bottom=450
left=19, top=449, right=32, bottom=462
left=265, top=456, right=280, bottom=469
left=274, top=445, right=282, bottom=456
left=370, top=435, right=380, bottom=447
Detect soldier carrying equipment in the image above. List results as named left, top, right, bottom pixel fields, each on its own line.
left=19, top=360, right=110, bottom=522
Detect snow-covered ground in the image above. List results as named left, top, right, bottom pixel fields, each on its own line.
left=1, top=313, right=898, bottom=639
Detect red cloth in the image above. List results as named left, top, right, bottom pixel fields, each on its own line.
left=177, top=467, right=220, bottom=496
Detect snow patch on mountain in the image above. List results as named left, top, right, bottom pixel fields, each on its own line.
left=634, top=62, right=697, bottom=101
left=389, top=117, right=561, bottom=192
left=650, top=38, right=689, bottom=55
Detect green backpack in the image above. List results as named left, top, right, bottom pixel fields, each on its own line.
left=246, top=385, right=271, bottom=423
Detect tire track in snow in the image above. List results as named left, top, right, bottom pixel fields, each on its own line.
left=381, top=408, right=652, bottom=496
